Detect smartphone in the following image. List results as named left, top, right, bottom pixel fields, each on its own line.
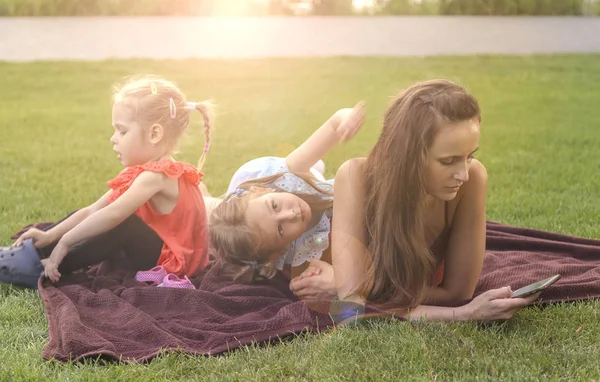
left=511, top=274, right=561, bottom=298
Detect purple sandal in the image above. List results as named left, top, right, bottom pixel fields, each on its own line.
left=157, top=273, right=195, bottom=289
left=135, top=266, right=167, bottom=286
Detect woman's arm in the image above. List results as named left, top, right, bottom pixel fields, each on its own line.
left=396, top=287, right=539, bottom=322
left=285, top=103, right=364, bottom=174
left=424, top=159, right=488, bottom=305
left=330, top=159, right=371, bottom=303
left=311, top=159, right=535, bottom=322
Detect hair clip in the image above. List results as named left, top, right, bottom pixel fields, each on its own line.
left=169, top=98, right=176, bottom=119
left=203, top=141, right=210, bottom=153
left=186, top=102, right=196, bottom=110
left=224, top=188, right=244, bottom=204
left=150, top=83, right=158, bottom=95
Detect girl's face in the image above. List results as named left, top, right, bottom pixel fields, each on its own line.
left=110, top=102, right=160, bottom=167
left=245, top=191, right=313, bottom=259
left=425, top=118, right=481, bottom=200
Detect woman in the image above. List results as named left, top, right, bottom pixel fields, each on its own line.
left=291, top=79, right=538, bottom=321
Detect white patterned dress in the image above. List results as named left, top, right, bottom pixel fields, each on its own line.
left=227, top=156, right=334, bottom=271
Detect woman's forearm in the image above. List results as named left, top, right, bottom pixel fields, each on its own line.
left=423, top=286, right=472, bottom=306
left=392, top=304, right=471, bottom=321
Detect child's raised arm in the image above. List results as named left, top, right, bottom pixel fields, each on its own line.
left=285, top=101, right=365, bottom=174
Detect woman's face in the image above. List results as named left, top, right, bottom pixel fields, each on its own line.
left=425, top=118, right=481, bottom=200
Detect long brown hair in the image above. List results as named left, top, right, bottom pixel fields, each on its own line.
left=210, top=171, right=333, bottom=283
left=357, top=79, right=481, bottom=308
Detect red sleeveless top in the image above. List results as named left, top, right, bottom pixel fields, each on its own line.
left=106, top=161, right=209, bottom=277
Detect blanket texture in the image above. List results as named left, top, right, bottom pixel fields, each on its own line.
left=11, top=221, right=600, bottom=362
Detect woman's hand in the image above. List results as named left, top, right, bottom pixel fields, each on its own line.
left=12, top=228, right=54, bottom=248
left=290, top=259, right=337, bottom=300
left=460, top=287, right=539, bottom=321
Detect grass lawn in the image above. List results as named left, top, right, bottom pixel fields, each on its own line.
left=1, top=55, right=600, bottom=381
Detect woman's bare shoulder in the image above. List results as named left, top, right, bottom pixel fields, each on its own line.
left=464, top=159, right=488, bottom=193
left=447, top=159, right=487, bottom=221
left=336, top=158, right=366, bottom=181
left=335, top=158, right=368, bottom=203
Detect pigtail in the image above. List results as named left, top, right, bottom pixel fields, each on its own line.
left=215, top=248, right=277, bottom=284
left=258, top=262, right=277, bottom=280
left=232, top=264, right=256, bottom=284
left=232, top=261, right=277, bottom=284
left=189, top=100, right=215, bottom=171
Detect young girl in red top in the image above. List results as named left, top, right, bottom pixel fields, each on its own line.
left=0, top=76, right=212, bottom=288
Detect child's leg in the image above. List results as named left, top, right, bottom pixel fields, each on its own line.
left=38, top=214, right=163, bottom=274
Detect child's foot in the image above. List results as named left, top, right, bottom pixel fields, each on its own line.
left=0, top=239, right=43, bottom=289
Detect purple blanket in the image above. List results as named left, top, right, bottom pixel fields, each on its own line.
left=15, top=221, right=600, bottom=362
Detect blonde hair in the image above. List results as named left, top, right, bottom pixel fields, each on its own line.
left=112, top=75, right=214, bottom=170
left=210, top=171, right=333, bottom=283
left=357, top=79, right=481, bottom=309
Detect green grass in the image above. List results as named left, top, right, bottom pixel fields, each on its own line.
left=1, top=55, right=600, bottom=380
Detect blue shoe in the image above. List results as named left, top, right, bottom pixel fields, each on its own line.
left=0, top=239, right=43, bottom=289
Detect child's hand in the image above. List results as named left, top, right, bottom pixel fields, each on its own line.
left=44, top=257, right=62, bottom=283
left=296, top=264, right=322, bottom=280
left=44, top=242, right=68, bottom=282
left=12, top=228, right=54, bottom=248
left=290, top=259, right=336, bottom=300
left=332, top=101, right=366, bottom=142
